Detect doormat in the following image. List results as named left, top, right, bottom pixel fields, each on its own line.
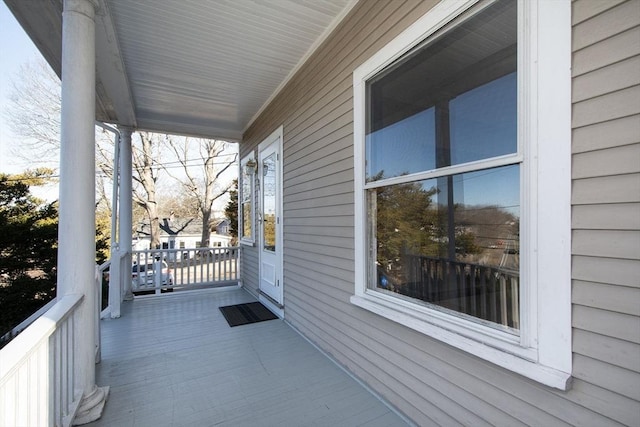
left=219, top=302, right=278, bottom=327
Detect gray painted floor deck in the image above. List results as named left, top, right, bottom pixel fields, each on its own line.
left=88, top=287, right=408, bottom=427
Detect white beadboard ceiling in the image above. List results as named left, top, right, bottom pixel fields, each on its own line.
left=5, top=0, right=356, bottom=141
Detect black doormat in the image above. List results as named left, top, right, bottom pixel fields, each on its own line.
left=219, top=302, right=278, bottom=327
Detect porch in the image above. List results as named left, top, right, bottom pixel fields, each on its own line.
left=87, top=287, right=408, bottom=426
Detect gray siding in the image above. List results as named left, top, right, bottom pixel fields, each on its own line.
left=571, top=0, right=640, bottom=422
left=240, top=0, right=640, bottom=425
left=240, top=242, right=259, bottom=296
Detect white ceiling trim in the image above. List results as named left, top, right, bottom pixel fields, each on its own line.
left=95, top=0, right=136, bottom=127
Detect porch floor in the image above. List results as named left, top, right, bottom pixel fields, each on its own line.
left=88, top=287, right=408, bottom=426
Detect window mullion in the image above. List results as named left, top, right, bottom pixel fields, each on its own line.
left=434, top=100, right=457, bottom=267
left=435, top=100, right=451, bottom=170
left=363, top=154, right=522, bottom=190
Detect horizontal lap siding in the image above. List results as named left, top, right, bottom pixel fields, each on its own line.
left=240, top=0, right=640, bottom=425
left=240, top=243, right=259, bottom=296
left=571, top=0, right=640, bottom=425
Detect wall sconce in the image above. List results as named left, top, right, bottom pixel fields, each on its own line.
left=244, top=158, right=257, bottom=175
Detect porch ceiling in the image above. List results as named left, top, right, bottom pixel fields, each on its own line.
left=4, top=0, right=355, bottom=141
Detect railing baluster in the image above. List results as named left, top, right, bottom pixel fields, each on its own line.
left=389, top=253, right=520, bottom=328
left=499, top=275, right=508, bottom=326
left=67, top=318, right=73, bottom=415
left=491, top=268, right=499, bottom=324
left=430, top=258, right=437, bottom=302
left=511, top=277, right=519, bottom=329
left=54, top=329, right=61, bottom=424
left=469, top=265, right=477, bottom=318
left=216, top=250, right=220, bottom=281
left=223, top=250, right=228, bottom=281
left=61, top=321, right=68, bottom=418
left=481, top=269, right=488, bottom=321
left=458, top=263, right=466, bottom=314
left=199, top=253, right=204, bottom=284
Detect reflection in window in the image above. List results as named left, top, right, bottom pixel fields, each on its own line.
left=366, top=108, right=436, bottom=181
left=262, top=153, right=277, bottom=252
left=449, top=73, right=517, bottom=165
left=366, top=0, right=517, bottom=182
left=364, top=0, right=519, bottom=331
left=369, top=165, right=520, bottom=330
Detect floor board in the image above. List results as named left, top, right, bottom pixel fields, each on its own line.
left=88, top=288, right=408, bottom=426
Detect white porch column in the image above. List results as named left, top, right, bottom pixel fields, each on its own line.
left=58, top=0, right=108, bottom=424
left=120, top=126, right=134, bottom=301
left=108, top=127, right=121, bottom=318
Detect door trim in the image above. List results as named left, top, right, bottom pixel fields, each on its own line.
left=258, top=126, right=284, bottom=318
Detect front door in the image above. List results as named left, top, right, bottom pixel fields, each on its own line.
left=258, top=128, right=283, bottom=311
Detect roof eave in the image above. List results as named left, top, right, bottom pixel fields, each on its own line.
left=4, top=0, right=137, bottom=128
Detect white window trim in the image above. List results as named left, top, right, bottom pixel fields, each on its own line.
left=239, top=152, right=256, bottom=246
left=351, top=0, right=572, bottom=390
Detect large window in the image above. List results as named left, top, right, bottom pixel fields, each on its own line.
left=352, top=0, right=572, bottom=389
left=240, top=154, right=255, bottom=244
left=367, top=0, right=519, bottom=332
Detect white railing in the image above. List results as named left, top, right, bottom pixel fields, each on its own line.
left=131, top=246, right=239, bottom=294
left=96, top=260, right=111, bottom=319
left=401, top=254, right=520, bottom=329
left=0, top=298, right=57, bottom=345
left=0, top=294, right=84, bottom=427
left=95, top=263, right=107, bottom=362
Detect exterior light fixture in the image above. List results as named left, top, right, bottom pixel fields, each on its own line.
left=244, top=158, right=257, bottom=175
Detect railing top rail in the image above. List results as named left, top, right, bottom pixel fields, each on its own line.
left=0, top=293, right=83, bottom=378
left=131, top=246, right=239, bottom=254
left=98, top=259, right=111, bottom=274
left=406, top=253, right=519, bottom=276
left=1, top=298, right=57, bottom=343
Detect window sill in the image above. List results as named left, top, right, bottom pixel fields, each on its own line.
left=350, top=293, right=572, bottom=391
left=239, top=239, right=255, bottom=247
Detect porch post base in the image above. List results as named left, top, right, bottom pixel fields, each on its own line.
left=72, top=385, right=110, bottom=425
left=123, top=291, right=134, bottom=301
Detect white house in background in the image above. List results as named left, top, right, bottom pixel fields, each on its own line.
left=2, top=0, right=638, bottom=425
left=132, top=217, right=232, bottom=251
left=213, top=219, right=231, bottom=236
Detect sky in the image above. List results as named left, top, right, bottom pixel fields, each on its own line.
left=0, top=2, right=45, bottom=174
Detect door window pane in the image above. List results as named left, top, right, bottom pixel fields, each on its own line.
left=241, top=158, right=253, bottom=240
left=262, top=153, right=277, bottom=252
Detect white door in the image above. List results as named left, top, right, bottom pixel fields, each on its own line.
left=258, top=129, right=283, bottom=309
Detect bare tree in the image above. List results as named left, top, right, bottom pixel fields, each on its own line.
left=5, top=59, right=115, bottom=167
left=131, top=132, right=163, bottom=249
left=5, top=60, right=61, bottom=164
left=157, top=191, right=200, bottom=219
left=163, top=137, right=237, bottom=247
left=6, top=59, right=238, bottom=251
left=5, top=60, right=168, bottom=248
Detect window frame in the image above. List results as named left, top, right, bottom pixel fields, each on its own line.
left=351, top=0, right=572, bottom=389
left=240, top=153, right=256, bottom=246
